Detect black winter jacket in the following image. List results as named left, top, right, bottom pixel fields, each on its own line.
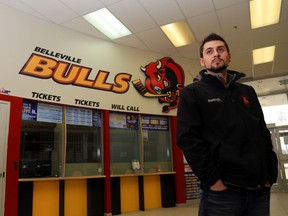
left=177, top=70, right=278, bottom=189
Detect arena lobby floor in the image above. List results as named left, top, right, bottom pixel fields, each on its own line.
left=121, top=192, right=288, bottom=216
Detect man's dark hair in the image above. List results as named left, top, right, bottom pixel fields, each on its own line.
left=200, top=33, right=230, bottom=58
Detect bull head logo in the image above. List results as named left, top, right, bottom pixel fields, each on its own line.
left=132, top=57, right=185, bottom=113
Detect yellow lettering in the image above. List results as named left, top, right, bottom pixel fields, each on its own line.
left=112, top=73, right=131, bottom=93
left=20, top=54, right=133, bottom=94
left=93, top=71, right=113, bottom=91
left=20, top=54, right=56, bottom=78
left=74, top=67, right=94, bottom=87
left=53, top=64, right=80, bottom=84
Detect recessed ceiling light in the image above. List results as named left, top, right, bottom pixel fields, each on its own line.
left=253, top=46, right=275, bottom=65
left=83, top=8, right=131, bottom=40
left=250, top=0, right=282, bottom=29
left=161, top=20, right=196, bottom=47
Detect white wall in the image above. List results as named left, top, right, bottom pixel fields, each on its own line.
left=0, top=4, right=201, bottom=116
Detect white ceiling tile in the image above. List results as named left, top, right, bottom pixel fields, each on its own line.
left=0, top=0, right=48, bottom=20
left=177, top=43, right=200, bottom=60
left=212, top=0, right=249, bottom=9
left=237, top=65, right=253, bottom=78
left=136, top=28, right=175, bottom=51
left=60, top=0, right=104, bottom=16
left=224, top=31, right=252, bottom=53
left=273, top=42, right=288, bottom=76
left=61, top=17, right=109, bottom=40
left=250, top=25, right=279, bottom=49
left=176, top=0, right=215, bottom=18
left=108, top=0, right=157, bottom=33
left=253, top=62, right=273, bottom=77
left=275, top=43, right=288, bottom=62
left=114, top=34, right=149, bottom=50
left=273, top=59, right=288, bottom=75
left=276, top=22, right=288, bottom=44
left=217, top=2, right=250, bottom=35
left=187, top=12, right=222, bottom=42
left=139, top=0, right=184, bottom=25
left=99, top=0, right=122, bottom=6
left=229, top=50, right=252, bottom=68
left=280, top=0, right=288, bottom=22
left=22, top=0, right=79, bottom=24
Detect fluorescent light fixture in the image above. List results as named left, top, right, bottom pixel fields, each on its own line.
left=161, top=20, right=196, bottom=47
left=83, top=8, right=131, bottom=40
left=253, top=46, right=275, bottom=65
left=250, top=0, right=282, bottom=29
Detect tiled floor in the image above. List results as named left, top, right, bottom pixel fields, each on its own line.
left=121, top=192, right=288, bottom=216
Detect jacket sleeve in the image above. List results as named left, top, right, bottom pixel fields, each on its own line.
left=177, top=85, right=220, bottom=188
left=250, top=87, right=278, bottom=184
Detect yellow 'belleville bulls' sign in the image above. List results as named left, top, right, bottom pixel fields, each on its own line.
left=19, top=48, right=132, bottom=94
left=18, top=47, right=185, bottom=113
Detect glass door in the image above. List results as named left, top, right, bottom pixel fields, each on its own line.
left=269, top=125, right=288, bottom=191
left=276, top=126, right=288, bottom=191
left=0, top=101, right=10, bottom=216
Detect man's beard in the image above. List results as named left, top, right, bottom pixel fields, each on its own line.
left=208, top=64, right=228, bottom=73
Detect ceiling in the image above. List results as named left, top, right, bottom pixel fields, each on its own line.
left=1, top=0, right=288, bottom=96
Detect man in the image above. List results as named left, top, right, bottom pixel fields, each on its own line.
left=177, top=33, right=278, bottom=216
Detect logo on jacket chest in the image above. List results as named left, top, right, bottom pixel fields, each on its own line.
left=240, top=95, right=251, bottom=107
left=207, top=95, right=251, bottom=108
left=207, top=98, right=223, bottom=103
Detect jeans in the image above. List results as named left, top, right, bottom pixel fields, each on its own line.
left=198, top=186, right=271, bottom=216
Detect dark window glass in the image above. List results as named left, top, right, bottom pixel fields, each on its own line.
left=110, top=112, right=140, bottom=174
left=142, top=115, right=173, bottom=173
left=65, top=107, right=103, bottom=177
left=20, top=101, right=64, bottom=178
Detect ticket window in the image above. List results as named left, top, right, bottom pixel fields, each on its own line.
left=20, top=100, right=64, bottom=178
left=19, top=101, right=103, bottom=179
left=110, top=112, right=141, bottom=174
left=65, top=107, right=103, bottom=177
left=142, top=115, right=173, bottom=173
